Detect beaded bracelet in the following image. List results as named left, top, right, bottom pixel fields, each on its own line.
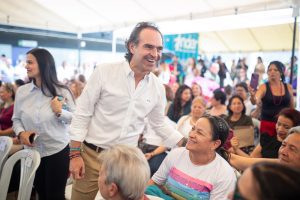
left=70, top=147, right=81, bottom=151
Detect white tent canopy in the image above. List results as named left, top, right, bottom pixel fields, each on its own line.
left=0, top=0, right=299, bottom=53
left=0, top=0, right=297, bottom=33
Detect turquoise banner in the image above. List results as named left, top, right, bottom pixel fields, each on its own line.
left=163, top=33, right=199, bottom=61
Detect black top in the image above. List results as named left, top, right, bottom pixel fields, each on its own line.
left=167, top=101, right=191, bottom=123
left=260, top=134, right=281, bottom=158
left=225, top=114, right=253, bottom=129
left=261, top=82, right=290, bottom=122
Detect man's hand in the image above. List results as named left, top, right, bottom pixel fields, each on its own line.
left=230, top=136, right=240, bottom=151
left=145, top=153, right=152, bottom=160
left=69, top=156, right=85, bottom=180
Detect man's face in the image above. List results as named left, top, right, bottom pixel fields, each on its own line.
left=278, top=134, right=300, bottom=168
left=129, top=28, right=163, bottom=73
left=235, top=86, right=247, bottom=100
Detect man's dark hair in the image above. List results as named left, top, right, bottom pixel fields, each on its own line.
left=124, top=22, right=163, bottom=63
left=235, top=82, right=248, bottom=93
left=213, top=89, right=226, bottom=105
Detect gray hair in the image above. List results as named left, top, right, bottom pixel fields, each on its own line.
left=288, top=126, right=300, bottom=135
left=98, top=144, right=150, bottom=200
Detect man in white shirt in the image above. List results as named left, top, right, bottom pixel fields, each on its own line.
left=69, top=22, right=184, bottom=200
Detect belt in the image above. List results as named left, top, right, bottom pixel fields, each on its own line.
left=83, top=141, right=104, bottom=153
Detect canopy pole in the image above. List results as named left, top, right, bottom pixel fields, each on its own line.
left=290, top=16, right=297, bottom=84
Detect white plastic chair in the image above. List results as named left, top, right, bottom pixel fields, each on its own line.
left=0, top=136, right=13, bottom=174
left=0, top=149, right=41, bottom=200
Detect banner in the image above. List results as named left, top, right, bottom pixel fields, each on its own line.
left=163, top=33, right=199, bottom=61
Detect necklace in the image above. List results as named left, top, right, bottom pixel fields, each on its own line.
left=190, top=117, right=197, bottom=125
left=270, top=82, right=283, bottom=106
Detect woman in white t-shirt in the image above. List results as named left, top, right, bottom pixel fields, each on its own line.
left=149, top=115, right=237, bottom=200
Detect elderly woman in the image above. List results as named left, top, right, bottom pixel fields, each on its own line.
left=149, top=115, right=236, bottom=200
left=0, top=83, right=15, bottom=136
left=250, top=61, right=294, bottom=137
left=177, top=96, right=206, bottom=138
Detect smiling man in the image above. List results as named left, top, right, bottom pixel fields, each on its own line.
left=68, top=22, right=184, bottom=200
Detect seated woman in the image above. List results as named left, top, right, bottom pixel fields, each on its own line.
left=177, top=96, right=206, bottom=138
left=245, top=108, right=300, bottom=158
left=167, top=85, right=193, bottom=123
left=207, top=89, right=227, bottom=117
left=191, top=82, right=203, bottom=98
left=225, top=95, right=254, bottom=154
left=0, top=83, right=15, bottom=137
left=149, top=115, right=236, bottom=200
left=230, top=126, right=300, bottom=171
left=230, top=162, right=300, bottom=200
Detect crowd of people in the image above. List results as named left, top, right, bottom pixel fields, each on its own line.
left=0, top=21, right=300, bottom=200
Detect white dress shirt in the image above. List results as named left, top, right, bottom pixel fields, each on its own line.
left=69, top=60, right=183, bottom=148
left=12, top=82, right=75, bottom=157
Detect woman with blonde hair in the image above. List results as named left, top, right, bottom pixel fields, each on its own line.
left=177, top=96, right=206, bottom=138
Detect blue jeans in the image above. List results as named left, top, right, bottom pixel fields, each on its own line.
left=148, top=152, right=167, bottom=176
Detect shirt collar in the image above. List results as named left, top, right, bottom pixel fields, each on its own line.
left=124, top=61, right=134, bottom=77
left=123, top=61, right=150, bottom=82
left=29, top=81, right=40, bottom=92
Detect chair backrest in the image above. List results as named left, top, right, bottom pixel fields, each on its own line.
left=0, top=136, right=13, bottom=174
left=0, top=149, right=41, bottom=200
